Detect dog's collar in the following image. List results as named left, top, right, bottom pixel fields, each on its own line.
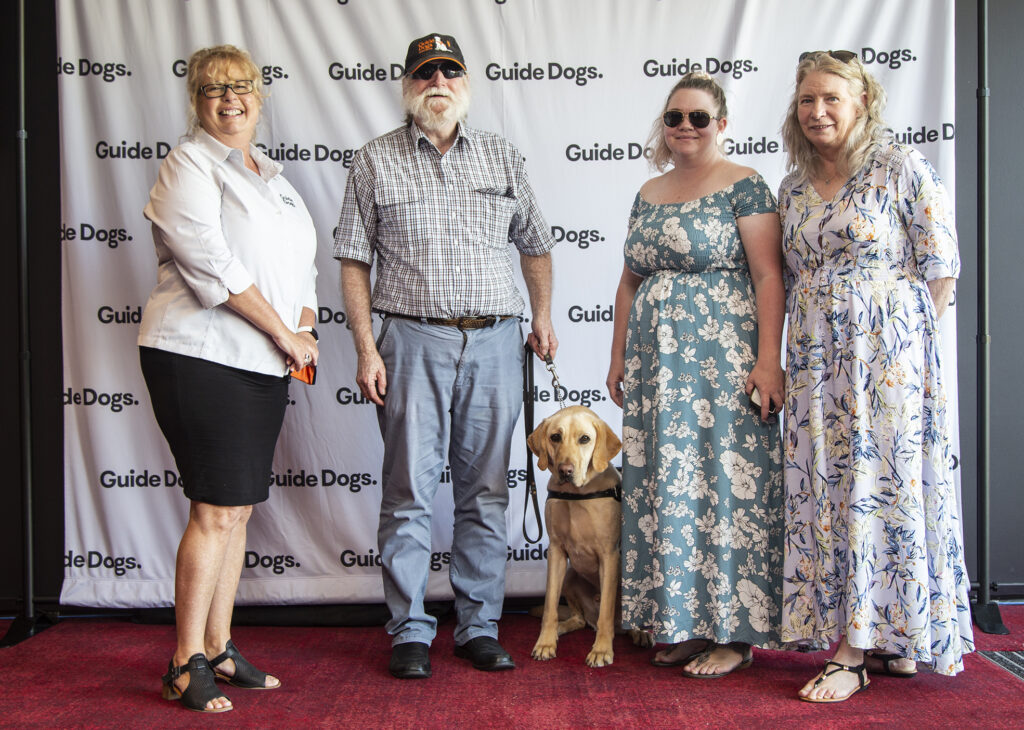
left=546, top=485, right=621, bottom=502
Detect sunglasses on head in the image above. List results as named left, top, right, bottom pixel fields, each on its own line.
left=798, top=50, right=858, bottom=63
left=409, top=61, right=466, bottom=80
left=662, top=110, right=714, bottom=129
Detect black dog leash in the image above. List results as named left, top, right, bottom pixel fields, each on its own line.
left=522, top=343, right=544, bottom=544
left=522, top=344, right=577, bottom=543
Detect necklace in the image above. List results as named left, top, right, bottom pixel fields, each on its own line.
left=819, top=166, right=840, bottom=185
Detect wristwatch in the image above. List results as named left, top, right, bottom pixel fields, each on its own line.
left=296, top=326, right=319, bottom=342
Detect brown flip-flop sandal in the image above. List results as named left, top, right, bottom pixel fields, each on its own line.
left=650, top=640, right=711, bottom=667
left=680, top=643, right=753, bottom=679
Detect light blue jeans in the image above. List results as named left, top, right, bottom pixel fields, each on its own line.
left=375, top=316, right=524, bottom=646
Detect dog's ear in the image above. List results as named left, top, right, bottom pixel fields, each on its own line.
left=527, top=418, right=551, bottom=472
left=591, top=415, right=622, bottom=472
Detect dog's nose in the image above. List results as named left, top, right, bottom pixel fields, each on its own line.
left=558, top=465, right=574, bottom=481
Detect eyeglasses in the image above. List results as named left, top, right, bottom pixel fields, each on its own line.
left=663, top=110, right=715, bottom=129
left=798, top=50, right=858, bottom=63
left=408, top=61, right=466, bottom=81
left=200, top=80, right=255, bottom=98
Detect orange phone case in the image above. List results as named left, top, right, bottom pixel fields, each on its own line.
left=290, top=363, right=316, bottom=385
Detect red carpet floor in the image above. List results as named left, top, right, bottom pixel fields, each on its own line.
left=0, top=607, right=1021, bottom=728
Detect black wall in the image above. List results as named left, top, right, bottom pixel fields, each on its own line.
left=955, top=0, right=1024, bottom=592
left=1, top=0, right=63, bottom=613
left=1, top=1, right=1020, bottom=613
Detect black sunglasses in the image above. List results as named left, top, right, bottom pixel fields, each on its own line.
left=408, top=61, right=466, bottom=81
left=798, top=50, right=858, bottom=63
left=662, top=110, right=714, bottom=129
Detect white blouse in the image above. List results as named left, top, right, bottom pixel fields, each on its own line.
left=139, top=130, right=318, bottom=376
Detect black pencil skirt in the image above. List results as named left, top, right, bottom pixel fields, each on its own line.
left=139, top=346, right=290, bottom=506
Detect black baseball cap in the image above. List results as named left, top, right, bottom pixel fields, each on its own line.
left=404, top=33, right=467, bottom=75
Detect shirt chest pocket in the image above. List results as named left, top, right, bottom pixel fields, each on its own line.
left=375, top=183, right=420, bottom=238
left=467, top=186, right=517, bottom=249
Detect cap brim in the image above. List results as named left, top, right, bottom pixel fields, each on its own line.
left=408, top=55, right=467, bottom=73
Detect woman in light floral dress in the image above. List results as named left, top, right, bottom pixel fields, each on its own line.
left=778, top=51, right=973, bottom=703
left=607, top=72, right=785, bottom=679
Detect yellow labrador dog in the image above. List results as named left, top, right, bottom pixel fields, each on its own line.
left=527, top=405, right=652, bottom=667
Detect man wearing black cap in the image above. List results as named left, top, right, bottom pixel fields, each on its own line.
left=334, top=32, right=557, bottom=679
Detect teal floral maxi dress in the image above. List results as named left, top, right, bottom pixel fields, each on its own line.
left=778, top=140, right=974, bottom=675
left=619, top=174, right=783, bottom=649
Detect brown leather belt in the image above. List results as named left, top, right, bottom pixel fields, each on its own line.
left=385, top=313, right=516, bottom=330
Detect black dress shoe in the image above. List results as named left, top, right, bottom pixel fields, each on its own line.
left=389, top=642, right=431, bottom=679
left=454, top=636, right=515, bottom=671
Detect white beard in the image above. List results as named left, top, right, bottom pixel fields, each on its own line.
left=403, top=81, right=471, bottom=133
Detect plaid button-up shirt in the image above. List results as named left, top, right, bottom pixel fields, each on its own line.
left=333, top=122, right=555, bottom=318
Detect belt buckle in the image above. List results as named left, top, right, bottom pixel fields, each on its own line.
left=457, top=315, right=494, bottom=330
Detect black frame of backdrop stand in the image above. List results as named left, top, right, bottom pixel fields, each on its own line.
left=0, top=0, right=1011, bottom=646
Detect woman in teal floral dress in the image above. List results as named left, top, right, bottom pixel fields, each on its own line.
left=778, top=52, right=974, bottom=702
left=607, top=73, right=786, bottom=679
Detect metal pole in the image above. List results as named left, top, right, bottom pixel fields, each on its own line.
left=0, top=0, right=55, bottom=649
left=971, top=0, right=1008, bottom=635
left=17, top=0, right=33, bottom=624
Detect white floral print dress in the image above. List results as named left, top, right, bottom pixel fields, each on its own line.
left=619, top=174, right=784, bottom=648
left=778, top=140, right=974, bottom=675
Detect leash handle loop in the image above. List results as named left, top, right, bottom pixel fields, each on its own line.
left=522, top=342, right=543, bottom=544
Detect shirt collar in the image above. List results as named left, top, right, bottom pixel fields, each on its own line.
left=408, top=120, right=471, bottom=152
left=193, top=128, right=283, bottom=179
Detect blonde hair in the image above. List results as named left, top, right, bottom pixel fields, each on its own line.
left=185, top=45, right=264, bottom=137
left=781, top=52, right=889, bottom=181
left=647, top=72, right=728, bottom=172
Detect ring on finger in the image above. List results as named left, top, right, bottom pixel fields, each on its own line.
left=304, top=353, right=312, bottom=363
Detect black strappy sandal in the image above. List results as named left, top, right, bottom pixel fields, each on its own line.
left=865, top=650, right=918, bottom=677
left=209, top=640, right=280, bottom=690
left=800, top=660, right=870, bottom=703
left=161, top=653, right=233, bottom=713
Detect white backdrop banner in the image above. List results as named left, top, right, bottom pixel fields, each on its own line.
left=59, top=0, right=959, bottom=608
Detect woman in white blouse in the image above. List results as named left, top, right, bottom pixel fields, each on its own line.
left=139, top=45, right=318, bottom=714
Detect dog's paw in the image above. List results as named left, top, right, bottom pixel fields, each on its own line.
left=556, top=615, right=586, bottom=636
left=585, top=642, right=614, bottom=667
left=531, top=640, right=557, bottom=661
left=629, top=629, right=655, bottom=648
